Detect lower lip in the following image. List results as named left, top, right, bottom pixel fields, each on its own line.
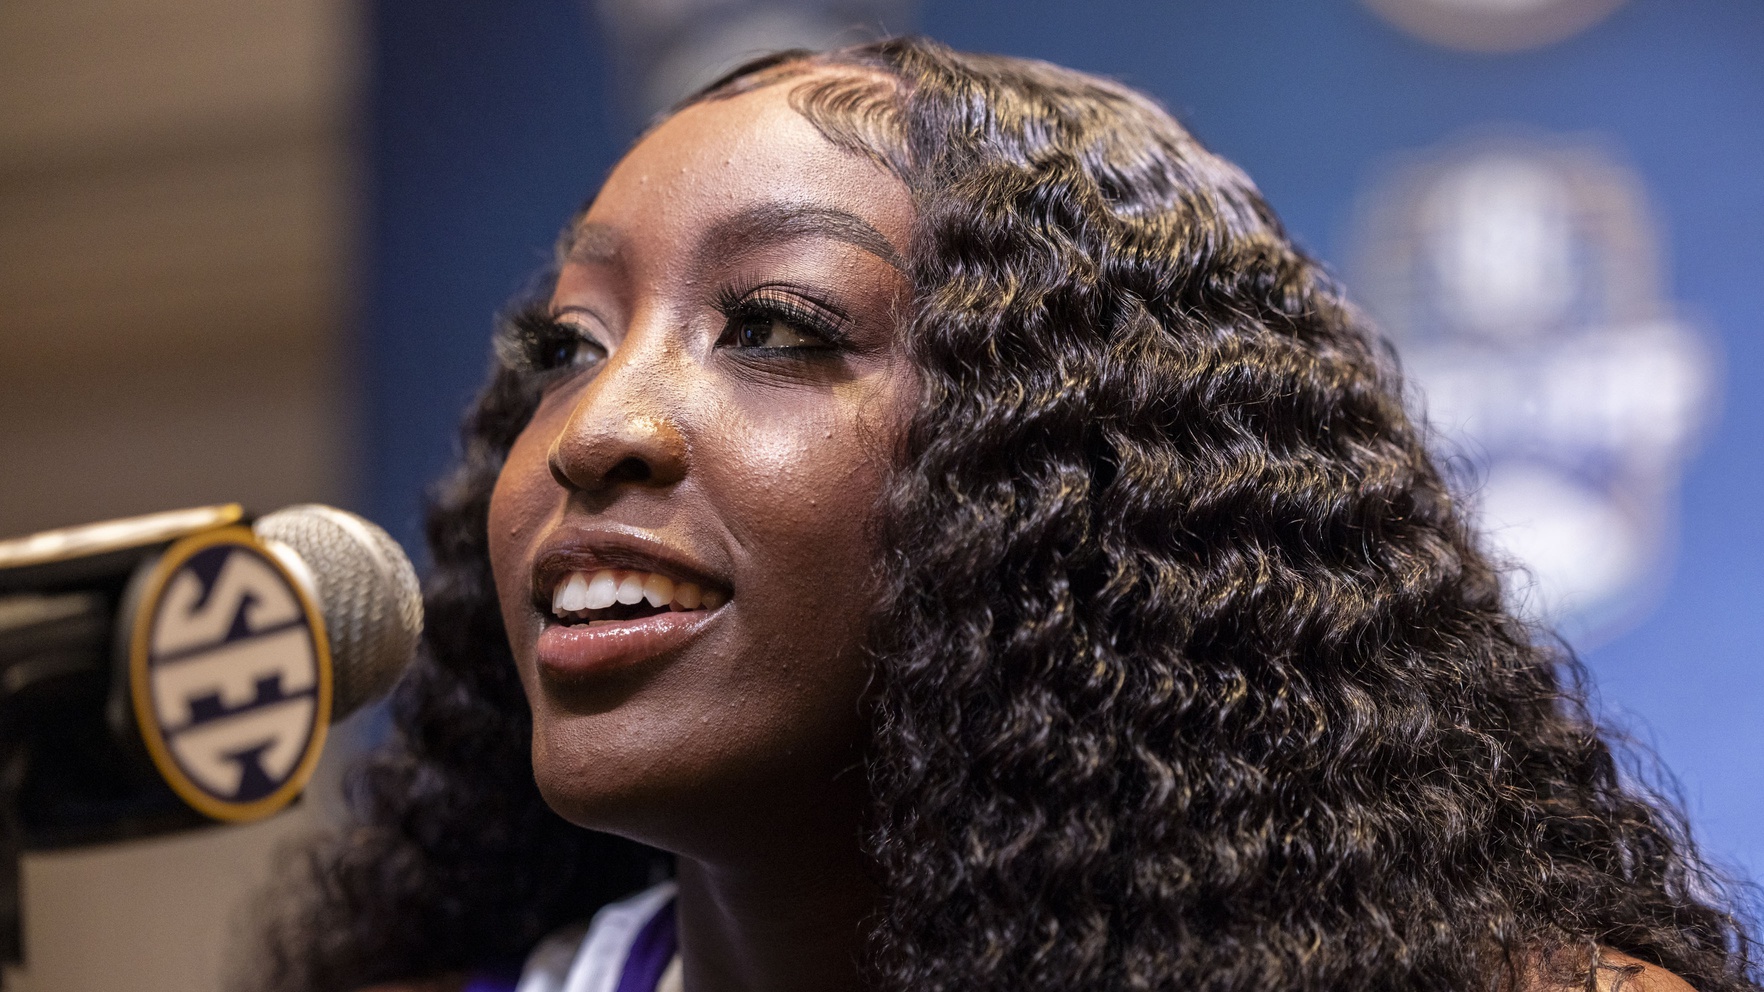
left=535, top=608, right=720, bottom=679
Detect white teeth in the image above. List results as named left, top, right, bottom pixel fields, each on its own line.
left=615, top=572, right=646, bottom=605
left=555, top=572, right=590, bottom=613
left=584, top=570, right=619, bottom=610
left=642, top=573, right=674, bottom=608
left=551, top=568, right=727, bottom=617
left=674, top=581, right=702, bottom=610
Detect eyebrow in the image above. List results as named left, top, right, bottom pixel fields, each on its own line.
left=563, top=203, right=908, bottom=274
left=563, top=223, right=623, bottom=267
left=698, top=203, right=908, bottom=272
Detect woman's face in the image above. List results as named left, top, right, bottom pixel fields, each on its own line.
left=486, top=76, right=914, bottom=860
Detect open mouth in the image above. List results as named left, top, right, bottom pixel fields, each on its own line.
left=549, top=568, right=727, bottom=627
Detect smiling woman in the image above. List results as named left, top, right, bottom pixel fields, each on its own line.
left=488, top=80, right=913, bottom=913
left=251, top=38, right=1757, bottom=992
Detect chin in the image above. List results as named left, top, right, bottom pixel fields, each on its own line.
left=530, top=708, right=863, bottom=861
left=528, top=717, right=659, bottom=829
left=527, top=714, right=722, bottom=851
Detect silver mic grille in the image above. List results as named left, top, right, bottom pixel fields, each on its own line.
left=253, top=505, right=423, bottom=720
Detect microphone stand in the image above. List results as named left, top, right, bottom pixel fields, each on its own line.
left=0, top=589, right=207, bottom=983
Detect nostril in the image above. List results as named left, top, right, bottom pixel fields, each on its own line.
left=605, top=457, right=651, bottom=485
left=546, top=410, right=688, bottom=492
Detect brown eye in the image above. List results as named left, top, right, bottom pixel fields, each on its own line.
left=496, top=307, right=610, bottom=376
left=544, top=338, right=578, bottom=368
left=732, top=315, right=826, bottom=349
left=541, top=325, right=608, bottom=371
left=715, top=286, right=847, bottom=352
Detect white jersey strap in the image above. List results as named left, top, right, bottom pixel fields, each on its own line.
left=516, top=881, right=678, bottom=992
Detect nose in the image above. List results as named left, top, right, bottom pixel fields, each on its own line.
left=546, top=332, right=689, bottom=495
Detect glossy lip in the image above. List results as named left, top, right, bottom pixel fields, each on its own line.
left=528, top=524, right=731, bottom=679
left=536, top=608, right=721, bottom=680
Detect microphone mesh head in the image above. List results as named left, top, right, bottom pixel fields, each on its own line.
left=253, top=505, right=423, bottom=720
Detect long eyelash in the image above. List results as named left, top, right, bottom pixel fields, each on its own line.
left=714, top=285, right=851, bottom=346
left=494, top=303, right=583, bottom=373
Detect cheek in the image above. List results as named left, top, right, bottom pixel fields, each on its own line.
left=720, top=400, right=888, bottom=601
left=486, top=426, right=560, bottom=639
left=698, top=388, right=897, bottom=738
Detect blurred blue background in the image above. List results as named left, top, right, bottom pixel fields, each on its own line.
left=363, top=0, right=1762, bottom=882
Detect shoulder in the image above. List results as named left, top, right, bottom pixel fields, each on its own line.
left=1591, top=950, right=1700, bottom=992
left=354, top=883, right=674, bottom=992
left=1523, top=948, right=1700, bottom=992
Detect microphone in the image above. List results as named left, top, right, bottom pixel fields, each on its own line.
left=0, top=503, right=422, bottom=969
left=0, top=504, right=422, bottom=847
left=252, top=505, right=424, bottom=725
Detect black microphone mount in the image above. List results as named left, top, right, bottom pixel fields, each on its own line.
left=0, top=504, right=421, bottom=973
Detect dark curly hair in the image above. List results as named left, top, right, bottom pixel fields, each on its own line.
left=251, top=37, right=1758, bottom=992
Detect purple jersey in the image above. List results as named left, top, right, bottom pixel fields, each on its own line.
left=468, top=882, right=678, bottom=992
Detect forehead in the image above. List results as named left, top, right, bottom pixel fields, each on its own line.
left=574, top=77, right=913, bottom=261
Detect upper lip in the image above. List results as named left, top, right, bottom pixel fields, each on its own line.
left=529, top=524, right=729, bottom=613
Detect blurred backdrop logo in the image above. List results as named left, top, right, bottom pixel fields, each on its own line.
left=1362, top=0, right=1627, bottom=51
left=593, top=0, right=920, bottom=119
left=1351, top=134, right=1716, bottom=645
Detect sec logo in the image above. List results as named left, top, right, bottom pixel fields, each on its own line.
left=126, top=526, right=332, bottom=822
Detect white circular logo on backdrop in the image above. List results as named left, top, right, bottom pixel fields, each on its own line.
left=128, top=526, right=332, bottom=821
left=1351, top=134, right=1716, bottom=644
left=1362, top=0, right=1626, bottom=51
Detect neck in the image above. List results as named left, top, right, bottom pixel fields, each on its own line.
left=673, top=828, right=874, bottom=992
